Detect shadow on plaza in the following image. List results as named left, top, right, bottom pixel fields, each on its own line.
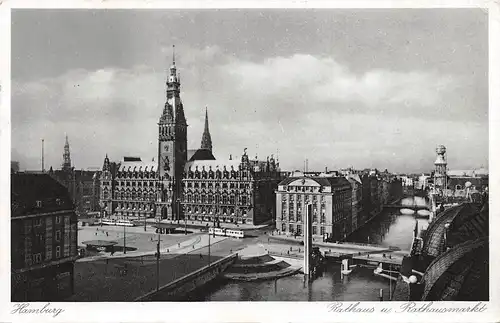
left=65, top=252, right=225, bottom=302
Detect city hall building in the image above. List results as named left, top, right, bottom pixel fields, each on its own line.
left=275, top=173, right=352, bottom=241
left=99, top=52, right=282, bottom=225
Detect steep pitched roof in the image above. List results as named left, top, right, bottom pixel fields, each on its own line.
left=188, top=148, right=216, bottom=162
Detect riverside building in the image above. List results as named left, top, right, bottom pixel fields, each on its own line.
left=275, top=172, right=352, bottom=241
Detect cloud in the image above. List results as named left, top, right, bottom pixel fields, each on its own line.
left=11, top=47, right=485, bottom=173
left=222, top=54, right=458, bottom=111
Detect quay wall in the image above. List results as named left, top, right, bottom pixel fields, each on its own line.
left=135, top=254, right=238, bottom=301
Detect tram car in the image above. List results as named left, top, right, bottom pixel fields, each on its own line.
left=99, top=219, right=136, bottom=227
left=208, top=227, right=245, bottom=239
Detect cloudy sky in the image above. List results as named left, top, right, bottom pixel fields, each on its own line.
left=11, top=9, right=488, bottom=173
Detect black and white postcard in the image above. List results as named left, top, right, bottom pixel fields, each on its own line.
left=0, top=1, right=498, bottom=322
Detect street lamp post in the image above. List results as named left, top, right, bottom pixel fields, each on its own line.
left=123, top=222, right=126, bottom=254
left=208, top=227, right=211, bottom=266
left=182, top=201, right=187, bottom=235
left=156, top=214, right=160, bottom=292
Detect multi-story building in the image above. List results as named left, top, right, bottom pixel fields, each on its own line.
left=99, top=52, right=282, bottom=225
left=346, top=174, right=362, bottom=233
left=48, top=136, right=100, bottom=215
left=100, top=156, right=157, bottom=219
left=183, top=151, right=282, bottom=225
left=370, top=175, right=381, bottom=214
left=275, top=174, right=352, bottom=241
left=11, top=173, right=78, bottom=301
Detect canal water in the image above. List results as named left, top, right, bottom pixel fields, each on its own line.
left=187, top=196, right=428, bottom=301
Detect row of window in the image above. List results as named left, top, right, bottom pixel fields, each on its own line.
left=281, top=194, right=325, bottom=202
left=185, top=169, right=250, bottom=180
left=185, top=206, right=247, bottom=216
left=109, top=191, right=156, bottom=201
left=115, top=203, right=155, bottom=211
left=283, top=186, right=323, bottom=193
left=32, top=216, right=63, bottom=227
left=281, top=213, right=326, bottom=223
left=112, top=181, right=157, bottom=188
left=115, top=171, right=156, bottom=179
left=29, top=246, right=63, bottom=266
left=186, top=194, right=250, bottom=205
left=34, top=199, right=65, bottom=208
left=280, top=223, right=326, bottom=236
left=184, top=181, right=252, bottom=190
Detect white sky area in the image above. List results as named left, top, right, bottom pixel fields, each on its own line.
left=11, top=9, right=488, bottom=173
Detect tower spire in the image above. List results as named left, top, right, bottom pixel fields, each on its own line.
left=200, top=107, right=213, bottom=152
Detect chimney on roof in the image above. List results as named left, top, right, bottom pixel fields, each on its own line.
left=325, top=166, right=328, bottom=173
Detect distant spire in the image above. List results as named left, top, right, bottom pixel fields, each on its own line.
left=62, top=135, right=72, bottom=172
left=200, top=107, right=213, bottom=152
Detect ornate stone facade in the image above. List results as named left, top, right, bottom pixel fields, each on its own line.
left=98, top=51, right=282, bottom=225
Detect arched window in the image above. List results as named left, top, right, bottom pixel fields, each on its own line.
left=208, top=195, right=213, bottom=204
left=230, top=194, right=235, bottom=205
left=209, top=170, right=214, bottom=179
left=201, top=194, right=206, bottom=203
left=223, top=195, right=228, bottom=205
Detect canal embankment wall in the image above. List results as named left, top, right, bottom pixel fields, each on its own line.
left=135, top=253, right=238, bottom=301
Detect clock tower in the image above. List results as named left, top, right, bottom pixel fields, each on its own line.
left=157, top=46, right=188, bottom=220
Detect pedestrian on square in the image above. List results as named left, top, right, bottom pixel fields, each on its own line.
left=106, top=232, right=109, bottom=237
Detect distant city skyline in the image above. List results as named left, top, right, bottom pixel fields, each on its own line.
left=11, top=9, right=488, bottom=173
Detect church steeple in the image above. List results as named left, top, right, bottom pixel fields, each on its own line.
left=62, top=135, right=72, bottom=172
left=200, top=107, right=213, bottom=152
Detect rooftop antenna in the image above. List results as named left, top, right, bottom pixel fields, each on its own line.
left=172, top=44, right=176, bottom=65
left=41, top=138, right=45, bottom=172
